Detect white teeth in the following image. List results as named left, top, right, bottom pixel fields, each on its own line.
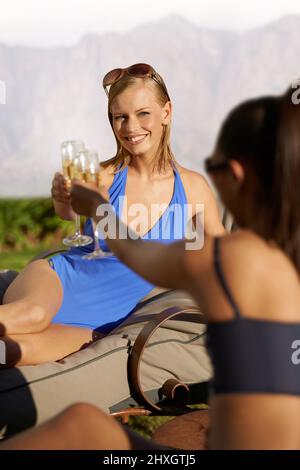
left=127, top=135, right=147, bottom=143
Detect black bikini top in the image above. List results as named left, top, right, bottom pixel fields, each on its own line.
left=206, top=237, right=300, bottom=396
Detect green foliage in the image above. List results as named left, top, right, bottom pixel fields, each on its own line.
left=128, top=404, right=208, bottom=438
left=0, top=246, right=55, bottom=271
left=0, top=198, right=73, bottom=252
left=128, top=416, right=175, bottom=439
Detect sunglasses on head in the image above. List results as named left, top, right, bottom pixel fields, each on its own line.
left=204, top=157, right=229, bottom=173
left=102, top=63, right=170, bottom=100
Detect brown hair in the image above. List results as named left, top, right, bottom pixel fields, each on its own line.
left=217, top=87, right=300, bottom=271
left=103, top=72, right=175, bottom=173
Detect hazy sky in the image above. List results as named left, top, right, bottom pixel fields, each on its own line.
left=0, top=0, right=300, bottom=47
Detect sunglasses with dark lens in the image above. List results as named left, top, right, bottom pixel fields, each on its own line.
left=204, top=157, right=229, bottom=173
left=102, top=63, right=170, bottom=100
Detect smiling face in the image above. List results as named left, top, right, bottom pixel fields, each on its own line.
left=110, top=81, right=171, bottom=160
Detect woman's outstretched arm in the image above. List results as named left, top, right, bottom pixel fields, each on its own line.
left=70, top=182, right=211, bottom=291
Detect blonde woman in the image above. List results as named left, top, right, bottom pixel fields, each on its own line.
left=0, top=63, right=223, bottom=367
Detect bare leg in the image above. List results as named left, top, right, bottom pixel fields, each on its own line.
left=1, top=260, right=63, bottom=335
left=0, top=403, right=162, bottom=450
left=0, top=323, right=104, bottom=367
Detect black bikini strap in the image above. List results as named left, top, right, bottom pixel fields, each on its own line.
left=213, top=237, right=242, bottom=319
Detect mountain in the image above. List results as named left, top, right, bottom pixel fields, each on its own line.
left=0, top=14, right=299, bottom=196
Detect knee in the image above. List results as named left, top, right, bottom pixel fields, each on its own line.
left=55, top=404, right=132, bottom=450
left=63, top=403, right=105, bottom=423
left=23, top=300, right=50, bottom=332
left=56, top=403, right=107, bottom=439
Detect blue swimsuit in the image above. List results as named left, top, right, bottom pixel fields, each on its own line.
left=50, top=165, right=188, bottom=334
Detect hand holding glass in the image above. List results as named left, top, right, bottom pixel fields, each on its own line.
left=61, top=141, right=93, bottom=247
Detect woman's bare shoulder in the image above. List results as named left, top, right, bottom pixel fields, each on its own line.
left=221, top=229, right=272, bottom=259
left=220, top=230, right=300, bottom=320
left=184, top=230, right=258, bottom=270
left=175, top=164, right=214, bottom=202
left=176, top=164, right=209, bottom=187
left=221, top=229, right=298, bottom=280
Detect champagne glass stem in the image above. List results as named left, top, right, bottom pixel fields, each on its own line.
left=82, top=219, right=111, bottom=259
left=74, top=214, right=82, bottom=237
left=92, top=220, right=101, bottom=251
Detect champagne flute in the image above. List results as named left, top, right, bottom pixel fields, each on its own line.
left=82, top=151, right=112, bottom=259
left=61, top=141, right=93, bottom=247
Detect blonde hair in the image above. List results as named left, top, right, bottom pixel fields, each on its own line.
left=103, top=72, right=175, bottom=174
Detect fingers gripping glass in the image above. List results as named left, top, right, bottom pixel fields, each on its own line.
left=102, top=63, right=170, bottom=100
left=61, top=141, right=93, bottom=247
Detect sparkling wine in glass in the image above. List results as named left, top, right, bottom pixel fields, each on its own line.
left=61, top=140, right=93, bottom=247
